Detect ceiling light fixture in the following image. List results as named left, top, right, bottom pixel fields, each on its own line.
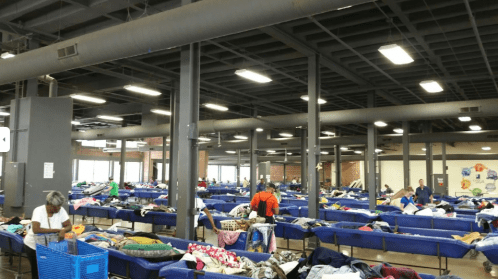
left=267, top=150, right=276, bottom=153
left=97, top=115, right=123, bottom=121
left=1, top=52, right=15, bottom=59
left=279, top=132, right=293, bottom=138
left=198, top=137, right=212, bottom=142
left=225, top=151, right=236, bottom=154
left=0, top=111, right=10, bottom=116
left=469, top=125, right=482, bottom=131
left=374, top=121, right=387, bottom=127
left=378, top=44, right=414, bottom=65
left=124, top=85, right=161, bottom=96
left=482, top=147, right=491, bottom=151
left=235, top=69, right=272, bottom=83
left=71, top=121, right=81, bottom=125
left=256, top=128, right=264, bottom=132
left=422, top=148, right=426, bottom=151
left=420, top=80, right=443, bottom=93
left=300, top=95, right=327, bottom=104
left=337, top=5, right=353, bottom=10
left=375, top=149, right=383, bottom=153
left=354, top=150, right=362, bottom=154
left=459, top=116, right=471, bottom=122
left=204, top=103, right=229, bottom=111
left=321, top=151, right=329, bottom=155
left=151, top=109, right=171, bottom=116
left=287, top=152, right=292, bottom=155
left=322, top=131, right=335, bottom=136
left=393, top=128, right=403, bottom=134
left=234, top=135, right=248, bottom=140
left=70, top=94, right=106, bottom=104
left=340, top=147, right=349, bottom=151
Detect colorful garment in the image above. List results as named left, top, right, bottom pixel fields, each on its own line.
left=217, top=231, right=241, bottom=248
left=128, top=236, right=163, bottom=245
left=187, top=243, right=240, bottom=268
left=381, top=264, right=422, bottom=279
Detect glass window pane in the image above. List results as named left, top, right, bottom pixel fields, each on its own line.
left=221, top=166, right=236, bottom=183
left=93, top=161, right=110, bottom=182
left=114, top=162, right=121, bottom=183
left=125, top=162, right=140, bottom=183
left=78, top=160, right=95, bottom=182
left=208, top=165, right=219, bottom=182
left=240, top=167, right=250, bottom=182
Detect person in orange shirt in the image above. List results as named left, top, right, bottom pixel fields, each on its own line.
left=250, top=183, right=279, bottom=224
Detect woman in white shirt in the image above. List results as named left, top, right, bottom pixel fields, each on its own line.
left=24, top=191, right=72, bottom=279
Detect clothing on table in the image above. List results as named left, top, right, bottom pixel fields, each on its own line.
left=452, top=232, right=483, bottom=244
left=217, top=231, right=241, bottom=248
left=109, top=181, right=119, bottom=196
left=152, top=181, right=158, bottom=186
left=415, top=186, right=433, bottom=205
left=306, top=265, right=362, bottom=279
left=7, top=224, right=24, bottom=234
left=250, top=191, right=279, bottom=217
left=187, top=243, right=240, bottom=268
left=73, top=197, right=98, bottom=210
left=380, top=264, right=422, bottom=279
left=198, top=181, right=207, bottom=188
left=24, top=205, right=70, bottom=250
left=400, top=196, right=415, bottom=208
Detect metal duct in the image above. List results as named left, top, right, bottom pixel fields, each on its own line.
left=0, top=0, right=370, bottom=85
left=73, top=99, right=498, bottom=140
left=38, top=75, right=58, bottom=97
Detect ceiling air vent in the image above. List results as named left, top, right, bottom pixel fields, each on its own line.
left=57, top=44, right=78, bottom=59
left=459, top=106, right=481, bottom=113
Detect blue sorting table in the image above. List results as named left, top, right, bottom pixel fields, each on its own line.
left=208, top=188, right=239, bottom=195
left=476, top=238, right=498, bottom=273
left=0, top=195, right=4, bottom=205
left=322, top=209, right=379, bottom=223
left=211, top=195, right=237, bottom=202
left=213, top=202, right=248, bottom=213
left=0, top=230, right=29, bottom=278
left=380, top=212, right=486, bottom=232
left=342, top=187, right=362, bottom=192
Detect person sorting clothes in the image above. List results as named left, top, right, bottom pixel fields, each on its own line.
left=400, top=187, right=415, bottom=211
left=415, top=179, right=433, bottom=205
left=104, top=177, right=119, bottom=197
left=24, top=191, right=72, bottom=279
left=250, top=183, right=279, bottom=224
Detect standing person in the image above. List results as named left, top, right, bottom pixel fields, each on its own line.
left=250, top=183, right=279, bottom=224
left=198, top=178, right=207, bottom=188
left=152, top=178, right=159, bottom=187
left=175, top=197, right=219, bottom=240
left=104, top=177, right=119, bottom=197
left=24, top=191, right=72, bottom=279
left=257, top=179, right=266, bottom=192
left=415, top=179, right=433, bottom=205
left=291, top=177, right=297, bottom=184
left=384, top=184, right=394, bottom=194
left=243, top=177, right=249, bottom=188
left=399, top=187, right=415, bottom=211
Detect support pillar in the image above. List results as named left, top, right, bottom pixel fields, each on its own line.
left=425, top=123, right=433, bottom=189
left=363, top=151, right=368, bottom=190
left=249, top=109, right=258, bottom=198
left=236, top=149, right=241, bottom=187
left=162, top=137, right=167, bottom=183
left=283, top=164, right=287, bottom=184
left=442, top=142, right=448, bottom=195
left=176, top=41, right=200, bottom=240
left=367, top=92, right=377, bottom=210
left=168, top=81, right=179, bottom=207
left=307, top=54, right=320, bottom=220
left=334, top=145, right=341, bottom=188
left=300, top=129, right=307, bottom=193
left=119, top=139, right=126, bottom=188
left=402, top=121, right=410, bottom=189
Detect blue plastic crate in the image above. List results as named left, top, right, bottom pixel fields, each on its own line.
left=36, top=240, right=108, bottom=279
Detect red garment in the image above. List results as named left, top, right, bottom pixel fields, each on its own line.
left=195, top=257, right=204, bottom=270
left=381, top=264, right=422, bottom=279
left=492, top=220, right=498, bottom=228
left=198, top=181, right=207, bottom=188
left=359, top=226, right=373, bottom=232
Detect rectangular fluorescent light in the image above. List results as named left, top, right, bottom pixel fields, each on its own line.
left=0, top=111, right=10, bottom=116
left=124, top=85, right=161, bottom=96
left=135, top=141, right=147, bottom=145
left=375, top=149, right=383, bottom=153
left=420, top=80, right=443, bottom=93
left=374, top=121, right=387, bottom=127
left=1, top=52, right=15, bottom=59
left=469, top=125, right=482, bottom=131
left=71, top=94, right=106, bottom=104
left=321, top=151, right=329, bottom=155
left=71, top=121, right=81, bottom=125
left=337, top=5, right=352, bottom=10
left=393, top=128, right=403, bottom=134
left=301, top=95, right=327, bottom=104
left=97, top=115, right=123, bottom=121
left=422, top=148, right=427, bottom=151
left=340, top=147, right=349, bottom=151
left=226, top=150, right=236, bottom=154
left=267, top=150, right=276, bottom=153
left=234, top=135, right=248, bottom=140
left=256, top=128, right=264, bottom=132
left=482, top=146, right=491, bottom=151
left=378, top=44, right=414, bottom=65
left=204, top=103, right=229, bottom=111
left=459, top=116, right=471, bottom=122
left=151, top=109, right=171, bottom=116
left=322, top=131, right=335, bottom=136
left=79, top=130, right=86, bottom=133
left=287, top=152, right=292, bottom=155
left=107, top=142, right=117, bottom=145
left=198, top=137, right=212, bottom=142
left=235, top=69, right=272, bottom=83
left=354, top=150, right=362, bottom=154
left=279, top=132, right=293, bottom=138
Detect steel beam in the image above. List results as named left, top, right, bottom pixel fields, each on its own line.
left=334, top=145, right=341, bottom=188
left=402, top=121, right=410, bottom=189
left=442, top=142, right=448, bottom=193
left=168, top=81, right=179, bottom=207
left=162, top=137, right=167, bottom=184
left=249, top=110, right=258, bottom=198
left=119, top=139, right=126, bottom=188
left=176, top=41, right=200, bottom=240
left=367, top=92, right=377, bottom=210
left=236, top=149, right=241, bottom=188
left=425, top=123, right=434, bottom=190
left=307, top=55, right=320, bottom=220
left=301, top=129, right=308, bottom=193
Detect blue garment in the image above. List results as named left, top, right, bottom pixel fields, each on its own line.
left=415, top=186, right=433, bottom=205
left=152, top=181, right=158, bottom=186
left=257, top=183, right=265, bottom=192
left=400, top=196, right=414, bottom=207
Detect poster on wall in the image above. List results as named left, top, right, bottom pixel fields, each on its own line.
left=461, top=163, right=496, bottom=196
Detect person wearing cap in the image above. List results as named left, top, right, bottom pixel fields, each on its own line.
left=104, top=177, right=119, bottom=197
left=250, top=183, right=279, bottom=224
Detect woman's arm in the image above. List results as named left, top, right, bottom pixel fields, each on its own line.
left=202, top=208, right=219, bottom=234
left=31, top=221, right=63, bottom=234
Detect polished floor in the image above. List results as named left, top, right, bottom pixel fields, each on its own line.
left=0, top=215, right=496, bottom=278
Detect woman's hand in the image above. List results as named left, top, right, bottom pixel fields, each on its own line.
left=58, top=229, right=66, bottom=241
left=213, top=227, right=220, bottom=234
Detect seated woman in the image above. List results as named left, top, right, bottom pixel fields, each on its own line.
left=400, top=187, right=416, bottom=211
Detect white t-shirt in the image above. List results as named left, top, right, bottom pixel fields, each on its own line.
left=195, top=198, right=206, bottom=228
left=24, top=205, right=70, bottom=250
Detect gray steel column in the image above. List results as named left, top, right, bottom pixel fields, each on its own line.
left=176, top=41, right=200, bottom=240
left=75, top=159, right=80, bottom=182
left=249, top=109, right=258, bottom=198
left=334, top=145, right=341, bottom=188
left=236, top=149, right=241, bottom=187
left=442, top=142, right=447, bottom=194
left=367, top=92, right=377, bottom=210
left=377, top=155, right=382, bottom=192
left=363, top=152, right=368, bottom=190
left=168, top=81, right=179, bottom=207
left=425, top=123, right=433, bottom=189
left=283, top=164, right=287, bottom=184
left=402, top=121, right=410, bottom=189
left=162, top=137, right=167, bottom=183
left=307, top=54, right=320, bottom=220
left=119, top=140, right=126, bottom=188
left=300, top=128, right=308, bottom=193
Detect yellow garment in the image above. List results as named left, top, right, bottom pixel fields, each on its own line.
left=72, top=224, right=85, bottom=235
left=320, top=197, right=328, bottom=203
left=331, top=203, right=341, bottom=209
left=376, top=200, right=383, bottom=205
left=452, top=232, right=483, bottom=244
left=128, top=237, right=163, bottom=245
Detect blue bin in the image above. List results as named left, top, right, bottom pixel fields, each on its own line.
left=69, top=205, right=87, bottom=217
left=224, top=232, right=247, bottom=250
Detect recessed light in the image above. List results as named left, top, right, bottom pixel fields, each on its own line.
left=256, top=128, right=264, bottom=132
left=1, top=52, right=15, bottom=59
left=340, top=147, right=349, bottom=151
left=267, top=150, right=276, bottom=153
left=235, top=69, right=272, bottom=83
left=204, top=103, right=229, bottom=111
left=0, top=112, right=10, bottom=116
left=198, top=137, right=211, bottom=142
left=279, top=132, right=293, bottom=138
left=469, top=125, right=482, bottom=131
left=482, top=147, right=491, bottom=151
left=393, top=128, right=403, bottom=134
left=97, top=115, right=123, bottom=121
left=287, top=153, right=292, bottom=155
left=374, top=121, right=387, bottom=127
left=71, top=94, right=106, bottom=104
left=354, top=150, right=362, bottom=154
left=420, top=80, right=443, bottom=93
left=225, top=151, right=236, bottom=154
left=459, top=116, right=471, bottom=122
left=321, top=151, right=329, bottom=155
left=234, top=135, right=248, bottom=140
left=71, top=121, right=81, bottom=125
left=151, top=109, right=171, bottom=116
left=378, top=44, right=414, bottom=65
left=422, top=148, right=426, bottom=151
left=375, top=149, right=383, bottom=153
left=300, top=95, right=327, bottom=104
left=124, top=85, right=161, bottom=96
left=322, top=131, right=335, bottom=136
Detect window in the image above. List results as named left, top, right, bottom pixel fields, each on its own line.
left=0, top=156, right=3, bottom=177
left=240, top=167, right=250, bottom=181
left=156, top=163, right=170, bottom=181
left=78, top=160, right=110, bottom=182
left=114, top=161, right=142, bottom=183
left=221, top=166, right=236, bottom=183
left=208, top=165, right=219, bottom=182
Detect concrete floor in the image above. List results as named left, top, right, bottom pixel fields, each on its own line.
left=1, top=215, right=496, bottom=278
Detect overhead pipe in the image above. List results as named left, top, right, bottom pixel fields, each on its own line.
left=73, top=98, right=498, bottom=140
left=0, top=0, right=371, bottom=85
left=38, top=75, right=58, bottom=97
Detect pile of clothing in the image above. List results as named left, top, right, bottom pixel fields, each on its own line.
left=135, top=204, right=176, bottom=217
left=228, top=203, right=251, bottom=218
left=451, top=232, right=483, bottom=244
left=476, top=232, right=498, bottom=248
left=0, top=216, right=31, bottom=236
left=289, top=218, right=331, bottom=229
left=355, top=221, right=392, bottom=233
left=72, top=197, right=101, bottom=210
